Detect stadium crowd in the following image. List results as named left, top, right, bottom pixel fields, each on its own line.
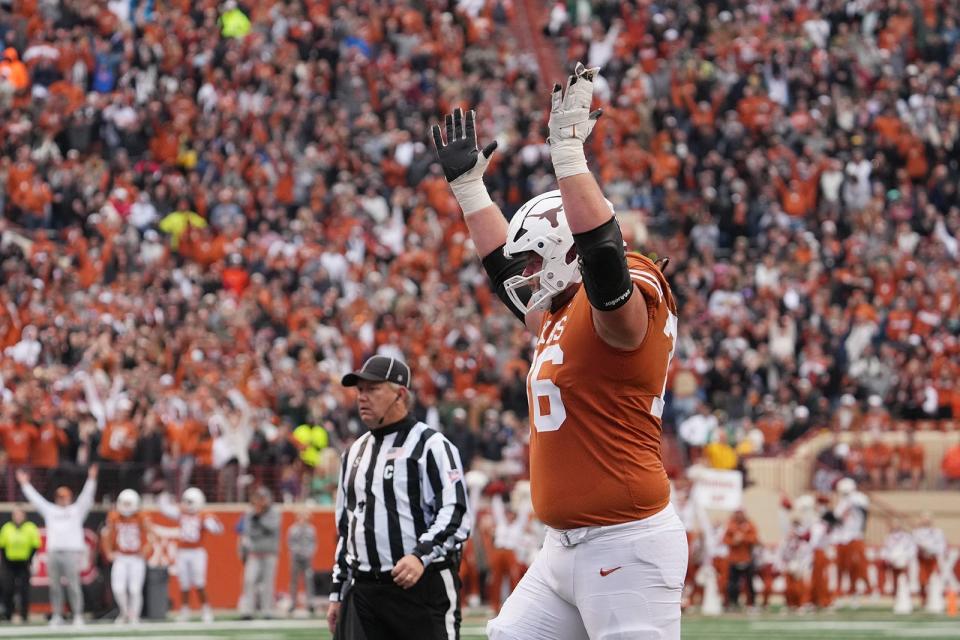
left=0, top=0, right=958, bottom=508
left=545, top=0, right=960, bottom=454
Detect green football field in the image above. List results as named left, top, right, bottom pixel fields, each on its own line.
left=1, top=610, right=959, bottom=639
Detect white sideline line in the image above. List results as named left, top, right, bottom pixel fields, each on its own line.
left=0, top=619, right=324, bottom=637
left=26, top=637, right=220, bottom=640
left=749, top=621, right=958, bottom=631
left=894, top=631, right=960, bottom=638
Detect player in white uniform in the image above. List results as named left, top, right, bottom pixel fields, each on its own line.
left=881, top=522, right=916, bottom=596
left=160, top=487, right=224, bottom=622
left=778, top=496, right=814, bottom=611
left=487, top=493, right=531, bottom=612
left=913, top=512, right=947, bottom=602
left=833, top=478, right=870, bottom=602
left=102, top=490, right=151, bottom=624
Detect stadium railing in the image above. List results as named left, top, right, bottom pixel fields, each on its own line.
left=0, top=462, right=308, bottom=505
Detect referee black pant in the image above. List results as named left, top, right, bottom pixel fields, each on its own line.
left=337, top=565, right=461, bottom=640
left=726, top=561, right=756, bottom=607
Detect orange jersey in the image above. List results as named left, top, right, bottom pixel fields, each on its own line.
left=1, top=424, right=38, bottom=464
left=105, top=511, right=151, bottom=555
left=99, top=420, right=137, bottom=462
left=177, top=511, right=219, bottom=549
left=33, top=423, right=67, bottom=468
left=527, top=253, right=676, bottom=528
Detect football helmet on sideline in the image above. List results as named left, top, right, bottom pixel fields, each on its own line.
left=116, top=489, right=140, bottom=517
left=182, top=487, right=206, bottom=514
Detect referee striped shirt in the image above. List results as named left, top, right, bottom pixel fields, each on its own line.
left=330, top=415, right=471, bottom=601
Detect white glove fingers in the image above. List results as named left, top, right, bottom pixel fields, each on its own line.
left=548, top=63, right=602, bottom=179
left=574, top=72, right=596, bottom=109
left=575, top=83, right=592, bottom=110
left=551, top=83, right=562, bottom=113
left=562, top=74, right=578, bottom=110
left=453, top=107, right=465, bottom=140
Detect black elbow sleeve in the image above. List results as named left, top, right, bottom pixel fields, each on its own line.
left=482, top=245, right=530, bottom=322
left=572, top=217, right=633, bottom=311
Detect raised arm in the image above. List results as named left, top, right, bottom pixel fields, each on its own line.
left=693, top=497, right=717, bottom=558
left=432, top=108, right=539, bottom=329
left=157, top=492, right=181, bottom=520
left=777, top=495, right=793, bottom=536
left=74, top=464, right=99, bottom=515
left=16, top=470, right=53, bottom=517
left=491, top=493, right=507, bottom=528
left=79, top=371, right=107, bottom=428
left=203, top=514, right=224, bottom=534
left=548, top=63, right=650, bottom=350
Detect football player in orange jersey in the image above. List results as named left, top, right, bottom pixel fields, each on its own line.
left=433, top=63, right=687, bottom=639
left=102, top=489, right=152, bottom=625
left=159, top=487, right=224, bottom=622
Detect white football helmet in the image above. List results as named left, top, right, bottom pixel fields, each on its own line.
left=182, top=487, right=206, bottom=514
left=793, top=493, right=815, bottom=525
left=464, top=470, right=490, bottom=493
left=116, top=489, right=140, bottom=517
left=503, top=190, right=614, bottom=314
left=836, top=477, right=856, bottom=495
left=794, top=494, right=815, bottom=512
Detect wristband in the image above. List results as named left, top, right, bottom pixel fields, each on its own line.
left=550, top=140, right=590, bottom=179
left=450, top=177, right=493, bottom=214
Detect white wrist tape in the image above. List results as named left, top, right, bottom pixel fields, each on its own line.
left=550, top=140, right=590, bottom=180
left=450, top=177, right=493, bottom=215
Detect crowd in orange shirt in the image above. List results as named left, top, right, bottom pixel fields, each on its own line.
left=0, top=0, right=534, bottom=502
left=0, top=0, right=958, bottom=503
left=550, top=0, right=960, bottom=463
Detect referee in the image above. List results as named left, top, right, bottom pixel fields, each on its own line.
left=327, top=355, right=471, bottom=640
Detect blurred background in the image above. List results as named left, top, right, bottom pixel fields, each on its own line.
left=0, top=0, right=958, bottom=627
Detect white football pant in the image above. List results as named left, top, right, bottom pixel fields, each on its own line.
left=176, top=548, right=208, bottom=590
left=111, top=554, right=146, bottom=622
left=487, top=503, right=688, bottom=640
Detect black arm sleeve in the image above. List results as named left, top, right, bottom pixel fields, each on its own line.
left=572, top=217, right=633, bottom=311
left=481, top=245, right=530, bottom=322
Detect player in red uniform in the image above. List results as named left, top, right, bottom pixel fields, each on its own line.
left=433, top=62, right=687, bottom=639
left=101, top=490, right=152, bottom=625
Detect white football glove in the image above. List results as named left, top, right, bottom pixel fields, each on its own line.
left=548, top=62, right=603, bottom=180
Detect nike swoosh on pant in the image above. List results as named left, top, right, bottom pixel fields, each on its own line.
left=599, top=566, right=623, bottom=577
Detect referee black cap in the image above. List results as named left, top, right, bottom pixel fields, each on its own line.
left=342, top=355, right=411, bottom=388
